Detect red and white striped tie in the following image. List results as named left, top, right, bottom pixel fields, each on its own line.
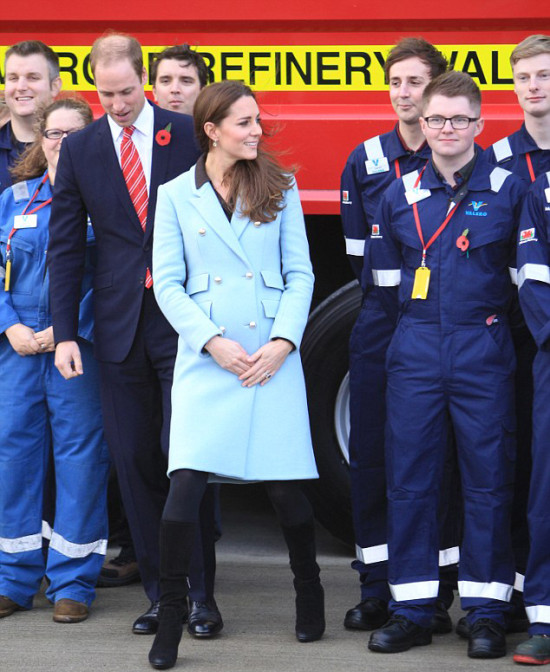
left=121, top=125, right=153, bottom=288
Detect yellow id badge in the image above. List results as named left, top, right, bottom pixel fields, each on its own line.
left=4, top=259, right=11, bottom=292
left=411, top=266, right=430, bottom=300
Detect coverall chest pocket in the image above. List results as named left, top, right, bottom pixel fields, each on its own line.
left=0, top=237, right=37, bottom=296
left=458, top=226, right=510, bottom=273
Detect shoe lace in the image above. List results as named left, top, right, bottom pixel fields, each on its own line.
left=471, top=618, right=503, bottom=635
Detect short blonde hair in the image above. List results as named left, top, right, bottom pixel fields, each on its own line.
left=511, top=35, right=550, bottom=68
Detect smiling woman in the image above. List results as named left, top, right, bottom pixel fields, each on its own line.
left=148, top=80, right=323, bottom=669
left=0, top=95, right=109, bottom=625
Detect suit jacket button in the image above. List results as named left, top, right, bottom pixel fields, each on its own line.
left=214, top=276, right=222, bottom=284
left=245, top=272, right=253, bottom=279
left=198, top=228, right=206, bottom=236
left=249, top=321, right=257, bottom=328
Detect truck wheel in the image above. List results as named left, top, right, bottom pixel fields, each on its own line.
left=301, top=280, right=362, bottom=545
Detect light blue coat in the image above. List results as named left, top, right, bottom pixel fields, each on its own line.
left=153, top=166, right=318, bottom=482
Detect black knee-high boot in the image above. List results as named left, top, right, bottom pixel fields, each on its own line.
left=149, top=520, right=196, bottom=670
left=281, top=518, right=325, bottom=642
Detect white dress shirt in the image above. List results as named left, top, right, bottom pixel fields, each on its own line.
left=107, top=98, right=154, bottom=193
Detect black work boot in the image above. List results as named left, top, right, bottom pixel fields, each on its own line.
left=148, top=520, right=197, bottom=670
left=281, top=518, right=325, bottom=643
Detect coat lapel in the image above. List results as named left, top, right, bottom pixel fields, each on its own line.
left=192, top=178, right=252, bottom=266
left=96, top=116, right=143, bottom=234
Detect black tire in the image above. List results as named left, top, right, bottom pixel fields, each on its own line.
left=301, top=281, right=362, bottom=545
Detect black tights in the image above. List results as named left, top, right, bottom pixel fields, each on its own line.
left=163, top=469, right=313, bottom=528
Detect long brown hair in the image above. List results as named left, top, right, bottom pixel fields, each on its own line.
left=10, top=95, right=93, bottom=184
left=193, top=81, right=293, bottom=223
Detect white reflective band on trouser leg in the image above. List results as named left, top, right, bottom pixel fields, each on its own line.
left=0, top=532, right=43, bottom=553
left=372, top=269, right=401, bottom=286
left=518, top=263, right=550, bottom=290
left=526, top=605, right=550, bottom=624
left=515, top=573, right=525, bottom=592
left=356, top=543, right=388, bottom=564
left=42, top=520, right=52, bottom=540
left=439, top=546, right=460, bottom=566
left=390, top=580, right=439, bottom=602
left=49, top=531, right=108, bottom=559
left=458, top=580, right=513, bottom=601
left=345, top=238, right=366, bottom=257
left=509, top=267, right=518, bottom=285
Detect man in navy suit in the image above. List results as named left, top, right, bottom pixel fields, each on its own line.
left=47, top=32, right=221, bottom=636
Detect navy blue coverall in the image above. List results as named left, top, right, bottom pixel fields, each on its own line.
left=370, top=154, right=526, bottom=627
left=517, top=171, right=550, bottom=636
left=341, top=126, right=459, bottom=603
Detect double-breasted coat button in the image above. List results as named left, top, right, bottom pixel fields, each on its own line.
left=214, top=276, right=222, bottom=284
left=249, top=321, right=257, bottom=328
left=245, top=272, right=253, bottom=279
left=198, top=228, right=206, bottom=236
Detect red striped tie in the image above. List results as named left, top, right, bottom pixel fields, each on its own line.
left=121, top=125, right=153, bottom=288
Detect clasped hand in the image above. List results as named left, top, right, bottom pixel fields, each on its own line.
left=204, top=336, right=293, bottom=387
left=6, top=323, right=55, bottom=356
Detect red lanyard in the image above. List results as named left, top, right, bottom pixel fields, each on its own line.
left=6, top=173, right=51, bottom=257
left=394, top=158, right=401, bottom=179
left=525, top=153, right=536, bottom=183
left=411, top=165, right=459, bottom=267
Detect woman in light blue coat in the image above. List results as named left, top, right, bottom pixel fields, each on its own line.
left=148, top=81, right=323, bottom=670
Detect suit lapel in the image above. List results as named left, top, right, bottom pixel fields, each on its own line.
left=147, top=106, right=171, bottom=245
left=97, top=116, right=143, bottom=234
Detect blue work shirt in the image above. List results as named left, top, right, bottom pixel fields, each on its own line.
left=0, top=122, right=30, bottom=195
left=0, top=173, right=95, bottom=340
left=340, top=125, right=431, bottom=284
left=484, top=123, right=550, bottom=185
left=369, top=153, right=527, bottom=326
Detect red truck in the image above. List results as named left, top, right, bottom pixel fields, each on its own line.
left=1, top=0, right=545, bottom=541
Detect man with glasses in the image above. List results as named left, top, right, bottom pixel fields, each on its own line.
left=1, top=40, right=61, bottom=193
left=368, top=70, right=526, bottom=658
left=340, top=38, right=458, bottom=635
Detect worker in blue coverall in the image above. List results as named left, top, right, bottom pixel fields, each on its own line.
left=483, top=34, right=550, bottom=639
left=367, top=70, right=526, bottom=659
left=340, top=38, right=459, bottom=633
left=0, top=97, right=109, bottom=623
left=0, top=41, right=61, bottom=195
left=514, top=172, right=550, bottom=665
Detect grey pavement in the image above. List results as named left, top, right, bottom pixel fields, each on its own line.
left=3, top=486, right=523, bottom=671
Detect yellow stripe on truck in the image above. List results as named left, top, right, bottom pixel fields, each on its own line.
left=0, top=45, right=516, bottom=91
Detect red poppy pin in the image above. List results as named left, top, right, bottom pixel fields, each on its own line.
left=456, top=228, right=470, bottom=254
left=156, top=123, right=172, bottom=146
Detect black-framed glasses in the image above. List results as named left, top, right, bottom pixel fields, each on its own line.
left=424, top=116, right=479, bottom=130
left=43, top=128, right=83, bottom=140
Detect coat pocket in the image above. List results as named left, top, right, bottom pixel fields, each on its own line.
left=186, top=273, right=210, bottom=296
left=261, top=270, right=285, bottom=291
left=262, top=299, right=280, bottom=319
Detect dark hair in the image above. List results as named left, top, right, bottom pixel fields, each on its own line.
left=193, top=81, right=293, bottom=223
left=10, top=95, right=93, bottom=183
left=90, top=32, right=143, bottom=79
left=150, top=44, right=208, bottom=88
left=384, top=37, right=448, bottom=82
left=5, top=40, right=60, bottom=82
left=422, top=70, right=481, bottom=113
